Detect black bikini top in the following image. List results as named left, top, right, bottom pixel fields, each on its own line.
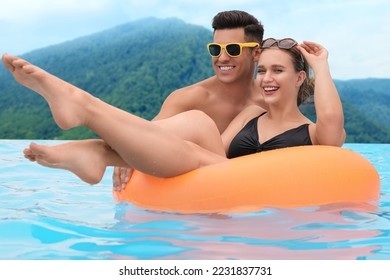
left=227, top=113, right=312, bottom=159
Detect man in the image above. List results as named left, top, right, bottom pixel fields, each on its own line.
left=113, top=10, right=265, bottom=189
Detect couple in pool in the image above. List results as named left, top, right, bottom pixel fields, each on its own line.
left=2, top=11, right=345, bottom=188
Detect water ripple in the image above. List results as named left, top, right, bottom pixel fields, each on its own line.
left=0, top=140, right=389, bottom=259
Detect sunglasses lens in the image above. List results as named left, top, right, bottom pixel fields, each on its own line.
left=279, top=39, right=297, bottom=49
left=226, top=44, right=241, bottom=56
left=261, top=39, right=276, bottom=48
left=208, top=44, right=221, bottom=57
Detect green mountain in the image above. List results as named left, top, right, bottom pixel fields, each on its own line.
left=0, top=18, right=214, bottom=139
left=336, top=79, right=390, bottom=143
left=1, top=18, right=389, bottom=143
left=300, top=78, right=390, bottom=143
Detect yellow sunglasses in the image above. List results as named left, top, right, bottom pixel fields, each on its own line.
left=207, top=42, right=259, bottom=58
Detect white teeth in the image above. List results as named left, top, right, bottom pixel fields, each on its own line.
left=264, top=87, right=278, bottom=92
left=219, top=66, right=234, bottom=71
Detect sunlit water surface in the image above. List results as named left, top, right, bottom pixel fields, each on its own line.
left=0, top=140, right=389, bottom=260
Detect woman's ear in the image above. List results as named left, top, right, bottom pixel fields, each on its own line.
left=296, top=70, right=307, bottom=87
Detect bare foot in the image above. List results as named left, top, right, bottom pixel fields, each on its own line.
left=2, top=53, right=93, bottom=130
left=23, top=140, right=109, bottom=184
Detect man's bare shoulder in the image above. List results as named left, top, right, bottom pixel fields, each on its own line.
left=170, top=76, right=216, bottom=99
left=155, top=77, right=217, bottom=119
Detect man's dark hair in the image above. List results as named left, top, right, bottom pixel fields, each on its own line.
left=212, top=10, right=264, bottom=43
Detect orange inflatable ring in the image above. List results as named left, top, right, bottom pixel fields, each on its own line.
left=114, top=146, right=380, bottom=214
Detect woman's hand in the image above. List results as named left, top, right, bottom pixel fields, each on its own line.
left=298, top=41, right=346, bottom=146
left=297, top=41, right=329, bottom=74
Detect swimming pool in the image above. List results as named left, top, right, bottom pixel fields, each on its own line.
left=0, top=140, right=389, bottom=260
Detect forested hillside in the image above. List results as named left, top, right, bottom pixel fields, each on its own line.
left=300, top=79, right=390, bottom=143
left=0, top=18, right=389, bottom=143
left=0, top=18, right=214, bottom=139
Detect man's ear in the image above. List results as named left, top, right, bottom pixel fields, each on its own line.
left=252, top=46, right=261, bottom=61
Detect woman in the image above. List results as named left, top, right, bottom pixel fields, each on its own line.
left=2, top=39, right=345, bottom=185
left=222, top=38, right=345, bottom=158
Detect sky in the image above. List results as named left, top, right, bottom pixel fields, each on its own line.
left=0, top=0, right=388, bottom=80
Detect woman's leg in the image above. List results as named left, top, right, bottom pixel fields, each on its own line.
left=24, top=139, right=128, bottom=184
left=3, top=54, right=227, bottom=178
left=152, top=110, right=226, bottom=156
left=24, top=110, right=226, bottom=184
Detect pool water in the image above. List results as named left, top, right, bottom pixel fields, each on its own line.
left=0, top=140, right=389, bottom=260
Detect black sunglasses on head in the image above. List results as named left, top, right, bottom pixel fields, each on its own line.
left=261, top=38, right=304, bottom=63
left=261, top=38, right=298, bottom=49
